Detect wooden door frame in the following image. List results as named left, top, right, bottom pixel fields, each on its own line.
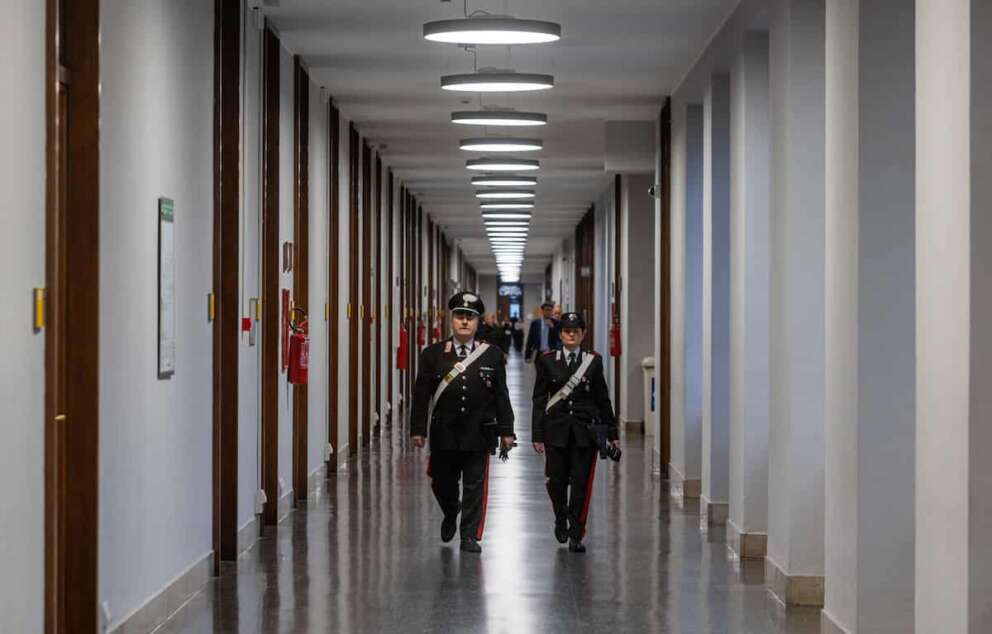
left=658, top=98, right=672, bottom=476
left=347, top=124, right=359, bottom=455
left=427, top=218, right=434, bottom=345
left=386, top=173, right=394, bottom=422
left=374, top=154, right=382, bottom=434
left=360, top=142, right=372, bottom=445
left=260, top=24, right=280, bottom=527
left=291, top=56, right=309, bottom=503
left=46, top=0, right=100, bottom=630
left=212, top=0, right=240, bottom=565
left=613, top=174, right=622, bottom=409
left=327, top=103, right=340, bottom=467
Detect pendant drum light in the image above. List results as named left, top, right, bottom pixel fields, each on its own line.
left=423, top=16, right=561, bottom=45
left=442, top=70, right=554, bottom=93
left=452, top=110, right=547, bottom=127
left=472, top=174, right=537, bottom=187
left=467, top=157, right=539, bottom=172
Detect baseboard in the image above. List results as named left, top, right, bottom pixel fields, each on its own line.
left=765, top=556, right=824, bottom=607
left=237, top=516, right=261, bottom=556
left=727, top=519, right=767, bottom=560
left=668, top=462, right=701, bottom=499
left=700, top=495, right=728, bottom=525
left=623, top=419, right=645, bottom=433
left=107, top=551, right=212, bottom=634
left=278, top=488, right=294, bottom=523
left=820, top=609, right=851, bottom=634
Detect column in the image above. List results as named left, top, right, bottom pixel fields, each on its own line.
left=916, top=1, right=992, bottom=632
left=669, top=103, right=704, bottom=499
left=728, top=31, right=770, bottom=559
left=702, top=73, right=731, bottom=524
left=823, top=1, right=916, bottom=632
left=766, top=0, right=826, bottom=607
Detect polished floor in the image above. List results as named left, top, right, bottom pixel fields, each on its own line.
left=156, top=353, right=820, bottom=633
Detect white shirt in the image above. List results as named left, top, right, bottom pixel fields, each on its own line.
left=453, top=338, right=475, bottom=357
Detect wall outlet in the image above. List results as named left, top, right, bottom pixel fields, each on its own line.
left=254, top=489, right=267, bottom=514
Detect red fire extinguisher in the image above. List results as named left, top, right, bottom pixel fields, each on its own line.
left=397, top=324, right=408, bottom=370
left=417, top=319, right=426, bottom=347
left=288, top=308, right=309, bottom=385
left=609, top=321, right=621, bottom=357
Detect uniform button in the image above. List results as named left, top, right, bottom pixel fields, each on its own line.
left=461, top=407, right=466, bottom=412
left=461, top=396, right=466, bottom=401
left=462, top=386, right=467, bottom=391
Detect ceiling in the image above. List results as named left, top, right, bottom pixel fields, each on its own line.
left=265, top=0, right=737, bottom=276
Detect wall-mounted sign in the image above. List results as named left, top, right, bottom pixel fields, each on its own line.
left=498, top=283, right=523, bottom=298
left=158, top=197, right=176, bottom=379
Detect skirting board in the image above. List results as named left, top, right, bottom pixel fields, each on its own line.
left=668, top=462, right=701, bottom=499
left=623, top=419, right=645, bottom=433
left=107, top=551, right=212, bottom=634
left=700, top=495, right=728, bottom=525
left=727, top=519, right=767, bottom=559
left=237, top=516, right=261, bottom=556
left=821, top=609, right=851, bottom=634
left=765, top=556, right=824, bottom=607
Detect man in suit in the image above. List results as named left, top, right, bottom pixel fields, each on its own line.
left=525, top=301, right=561, bottom=361
left=411, top=292, right=515, bottom=553
left=531, top=312, right=618, bottom=552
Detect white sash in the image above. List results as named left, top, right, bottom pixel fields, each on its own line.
left=427, top=342, right=491, bottom=423
left=546, top=353, right=595, bottom=413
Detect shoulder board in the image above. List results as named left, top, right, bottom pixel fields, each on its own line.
left=589, top=350, right=600, bottom=356
left=542, top=349, right=556, bottom=356
left=444, top=341, right=452, bottom=353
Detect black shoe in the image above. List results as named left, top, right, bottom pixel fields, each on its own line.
left=554, top=524, right=569, bottom=544
left=568, top=539, right=586, bottom=553
left=460, top=537, right=482, bottom=553
left=441, top=514, right=457, bottom=543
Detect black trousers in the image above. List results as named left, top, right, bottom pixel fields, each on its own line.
left=428, top=450, right=491, bottom=540
left=545, top=437, right=598, bottom=540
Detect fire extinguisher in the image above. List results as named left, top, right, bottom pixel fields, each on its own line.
left=609, top=320, right=621, bottom=357
left=288, top=308, right=309, bottom=385
left=396, top=324, right=408, bottom=370
left=417, top=319, right=426, bottom=347
left=432, top=314, right=441, bottom=341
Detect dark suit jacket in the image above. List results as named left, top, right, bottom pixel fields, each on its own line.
left=411, top=338, right=514, bottom=452
left=532, top=349, right=617, bottom=448
left=525, top=318, right=561, bottom=360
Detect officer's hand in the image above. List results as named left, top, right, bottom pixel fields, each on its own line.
left=412, top=435, right=426, bottom=448
left=532, top=442, right=545, bottom=454
left=501, top=436, right=514, bottom=450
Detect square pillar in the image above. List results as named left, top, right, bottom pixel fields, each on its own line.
left=767, top=0, right=826, bottom=607
left=728, top=31, right=771, bottom=559
left=702, top=73, right=731, bottom=524
left=916, top=1, right=992, bottom=632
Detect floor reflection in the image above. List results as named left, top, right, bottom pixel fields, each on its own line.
left=156, top=351, right=820, bottom=633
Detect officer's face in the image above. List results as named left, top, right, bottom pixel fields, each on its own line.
left=560, top=327, right=585, bottom=348
left=451, top=311, right=479, bottom=340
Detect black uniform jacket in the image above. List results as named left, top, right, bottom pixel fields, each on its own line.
left=412, top=338, right=515, bottom=452
left=532, top=349, right=618, bottom=448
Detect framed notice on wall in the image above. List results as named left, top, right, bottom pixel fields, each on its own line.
left=158, top=197, right=176, bottom=379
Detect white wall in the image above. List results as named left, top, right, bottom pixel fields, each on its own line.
left=99, top=1, right=215, bottom=626
left=0, top=2, right=45, bottom=631
left=238, top=1, right=262, bottom=532
left=620, top=174, right=655, bottom=424
left=308, top=78, right=329, bottom=475
left=478, top=275, right=498, bottom=319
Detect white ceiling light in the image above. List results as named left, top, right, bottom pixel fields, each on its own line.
left=484, top=220, right=530, bottom=226
left=476, top=190, right=535, bottom=199
left=482, top=212, right=532, bottom=220
left=424, top=16, right=561, bottom=45
left=487, top=227, right=529, bottom=232
left=493, top=248, right=526, bottom=252
left=467, top=157, right=540, bottom=172
left=481, top=202, right=534, bottom=210
left=460, top=138, right=542, bottom=152
left=452, top=110, right=548, bottom=127
left=472, top=174, right=538, bottom=187
left=442, top=70, right=554, bottom=93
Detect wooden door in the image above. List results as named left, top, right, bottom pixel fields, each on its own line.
left=374, top=155, right=382, bottom=434
left=360, top=142, right=372, bottom=445
left=327, top=103, right=340, bottom=466
left=613, top=174, right=622, bottom=409
left=347, top=125, right=359, bottom=454
left=658, top=98, right=672, bottom=476
left=574, top=207, right=596, bottom=351
left=292, top=57, right=309, bottom=502
left=46, top=0, right=100, bottom=630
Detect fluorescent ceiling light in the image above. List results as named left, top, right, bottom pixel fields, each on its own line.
left=424, top=17, right=561, bottom=45
left=487, top=228, right=529, bottom=233
left=482, top=213, right=532, bottom=220
left=452, top=110, right=547, bottom=127
left=481, top=202, right=534, bottom=209
left=467, top=157, right=540, bottom=172
left=460, top=138, right=542, bottom=152
left=477, top=190, right=535, bottom=199
left=484, top=220, right=529, bottom=226
left=442, top=71, right=554, bottom=93
left=472, top=174, right=538, bottom=187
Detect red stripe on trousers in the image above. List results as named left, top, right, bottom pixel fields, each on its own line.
left=426, top=455, right=432, bottom=478
left=579, top=453, right=598, bottom=538
left=475, top=455, right=491, bottom=540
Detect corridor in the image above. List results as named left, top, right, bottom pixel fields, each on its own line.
left=155, top=354, right=817, bottom=634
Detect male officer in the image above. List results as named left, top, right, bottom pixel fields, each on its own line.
left=532, top=311, right=619, bottom=552
left=525, top=301, right=561, bottom=361
left=412, top=291, right=515, bottom=553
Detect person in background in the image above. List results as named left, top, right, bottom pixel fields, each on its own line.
left=510, top=317, right=524, bottom=353
left=552, top=304, right=562, bottom=321
left=480, top=313, right=510, bottom=354
left=525, top=301, right=561, bottom=362
left=477, top=312, right=496, bottom=346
